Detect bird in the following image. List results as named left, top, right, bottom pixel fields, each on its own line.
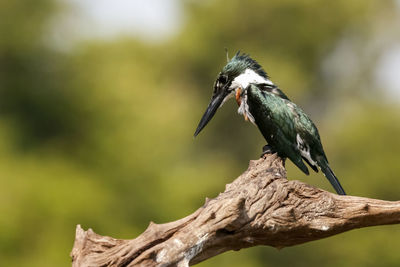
left=194, top=51, right=346, bottom=195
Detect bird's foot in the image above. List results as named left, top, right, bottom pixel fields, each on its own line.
left=260, top=145, right=276, bottom=158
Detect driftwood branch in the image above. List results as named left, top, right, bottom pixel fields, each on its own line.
left=71, top=153, right=400, bottom=267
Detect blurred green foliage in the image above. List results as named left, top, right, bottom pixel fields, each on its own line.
left=0, top=0, right=399, bottom=266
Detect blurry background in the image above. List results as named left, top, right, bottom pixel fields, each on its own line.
left=1, top=0, right=400, bottom=266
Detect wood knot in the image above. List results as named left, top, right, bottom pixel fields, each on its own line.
left=216, top=228, right=236, bottom=236
left=363, top=203, right=370, bottom=212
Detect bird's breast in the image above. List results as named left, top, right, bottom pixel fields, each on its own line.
left=236, top=88, right=255, bottom=123
left=235, top=88, right=242, bottom=106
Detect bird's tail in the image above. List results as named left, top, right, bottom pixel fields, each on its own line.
left=319, top=160, right=346, bottom=195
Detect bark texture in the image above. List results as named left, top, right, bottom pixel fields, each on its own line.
left=71, top=153, right=400, bottom=267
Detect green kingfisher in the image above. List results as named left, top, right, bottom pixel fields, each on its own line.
left=194, top=52, right=346, bottom=195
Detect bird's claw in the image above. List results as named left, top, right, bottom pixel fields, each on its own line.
left=260, top=145, right=276, bottom=158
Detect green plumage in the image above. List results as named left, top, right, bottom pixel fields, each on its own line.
left=247, top=84, right=346, bottom=195
left=194, top=52, right=346, bottom=195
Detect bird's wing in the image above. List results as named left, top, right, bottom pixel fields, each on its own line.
left=247, top=85, right=309, bottom=175
left=289, top=104, right=346, bottom=195
left=287, top=102, right=322, bottom=171
left=258, top=83, right=290, bottom=100
left=248, top=84, right=346, bottom=195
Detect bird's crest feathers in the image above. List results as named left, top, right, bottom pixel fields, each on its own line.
left=222, top=51, right=268, bottom=79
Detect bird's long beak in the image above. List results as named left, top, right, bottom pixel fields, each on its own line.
left=194, top=92, right=226, bottom=137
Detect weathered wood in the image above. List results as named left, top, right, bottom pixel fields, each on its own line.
left=71, top=153, right=400, bottom=267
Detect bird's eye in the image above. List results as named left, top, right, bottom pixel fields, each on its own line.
left=219, top=75, right=228, bottom=84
